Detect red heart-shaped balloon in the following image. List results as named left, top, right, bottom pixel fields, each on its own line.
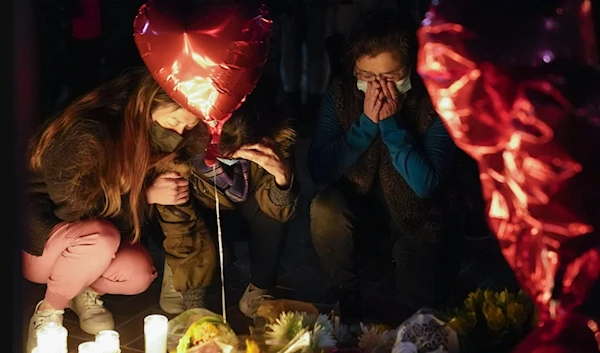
left=133, top=0, right=273, bottom=163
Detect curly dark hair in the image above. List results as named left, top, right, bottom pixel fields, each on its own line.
left=337, top=10, right=418, bottom=122
left=345, top=10, right=416, bottom=75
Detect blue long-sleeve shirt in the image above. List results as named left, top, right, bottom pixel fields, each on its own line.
left=307, top=90, right=457, bottom=198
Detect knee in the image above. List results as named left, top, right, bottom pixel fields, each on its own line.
left=392, top=238, right=436, bottom=271
left=310, top=187, right=347, bottom=220
left=115, top=243, right=157, bottom=294
left=84, top=219, right=121, bottom=256
left=310, top=187, right=349, bottom=240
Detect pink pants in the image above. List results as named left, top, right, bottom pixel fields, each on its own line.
left=22, top=219, right=158, bottom=310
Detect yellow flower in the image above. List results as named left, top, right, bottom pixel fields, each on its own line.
left=484, top=290, right=496, bottom=304
left=516, top=290, right=530, bottom=305
left=190, top=322, right=220, bottom=343
left=464, top=288, right=485, bottom=313
left=464, top=296, right=476, bottom=312
left=468, top=289, right=484, bottom=306
left=246, top=339, right=260, bottom=353
left=177, top=321, right=222, bottom=353
left=496, top=289, right=512, bottom=307
left=364, top=323, right=390, bottom=334
left=449, top=311, right=477, bottom=335
left=465, top=310, right=477, bottom=328
left=506, top=302, right=527, bottom=329
left=482, top=302, right=506, bottom=332
left=447, top=317, right=463, bottom=335
left=516, top=290, right=534, bottom=314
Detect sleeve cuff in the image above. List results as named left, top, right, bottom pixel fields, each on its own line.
left=268, top=174, right=298, bottom=207
left=378, top=115, right=401, bottom=132
left=358, top=113, right=379, bottom=136
left=379, top=114, right=413, bottom=146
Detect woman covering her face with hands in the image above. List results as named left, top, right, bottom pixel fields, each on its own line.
left=307, top=10, right=484, bottom=323
left=145, top=92, right=298, bottom=319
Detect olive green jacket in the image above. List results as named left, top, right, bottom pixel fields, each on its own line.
left=153, top=126, right=298, bottom=292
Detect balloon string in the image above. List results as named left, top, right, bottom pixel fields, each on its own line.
left=213, top=163, right=227, bottom=323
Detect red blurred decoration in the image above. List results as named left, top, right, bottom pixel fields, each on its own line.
left=512, top=312, right=600, bottom=353
left=133, top=0, right=273, bottom=164
left=416, top=0, right=600, bottom=352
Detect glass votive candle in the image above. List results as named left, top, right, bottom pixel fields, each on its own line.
left=95, top=330, right=121, bottom=353
left=144, top=314, right=168, bottom=353
left=36, top=322, right=68, bottom=353
left=78, top=341, right=102, bottom=353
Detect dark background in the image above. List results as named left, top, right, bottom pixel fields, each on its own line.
left=12, top=0, right=600, bottom=351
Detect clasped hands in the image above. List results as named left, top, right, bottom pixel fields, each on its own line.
left=146, top=138, right=291, bottom=205
left=363, top=79, right=406, bottom=124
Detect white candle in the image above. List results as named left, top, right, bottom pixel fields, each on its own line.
left=36, top=322, right=68, bottom=353
left=144, top=314, right=168, bottom=353
left=78, top=341, right=102, bottom=353
left=95, top=330, right=121, bottom=353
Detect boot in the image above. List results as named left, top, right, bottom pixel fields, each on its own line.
left=159, top=261, right=185, bottom=314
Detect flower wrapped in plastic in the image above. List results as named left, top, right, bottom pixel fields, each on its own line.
left=444, top=289, right=536, bottom=353
left=357, top=323, right=397, bottom=353
left=391, top=309, right=459, bottom=353
left=167, top=308, right=239, bottom=353
left=264, top=311, right=337, bottom=353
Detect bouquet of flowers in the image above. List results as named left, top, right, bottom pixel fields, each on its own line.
left=357, top=323, right=397, bottom=353
left=264, top=311, right=337, bottom=353
left=441, top=288, right=537, bottom=353
left=167, top=308, right=239, bottom=353
left=390, top=309, right=459, bottom=353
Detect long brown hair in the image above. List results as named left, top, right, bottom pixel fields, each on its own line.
left=28, top=67, right=179, bottom=243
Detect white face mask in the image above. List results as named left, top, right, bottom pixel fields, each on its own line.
left=217, top=158, right=240, bottom=166
left=356, top=75, right=412, bottom=94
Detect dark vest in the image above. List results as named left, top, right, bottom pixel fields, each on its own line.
left=330, top=74, right=466, bottom=242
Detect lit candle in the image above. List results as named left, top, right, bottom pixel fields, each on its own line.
left=95, top=330, right=121, bottom=353
left=36, top=322, right=68, bottom=353
left=78, top=341, right=102, bottom=353
left=144, top=314, right=168, bottom=353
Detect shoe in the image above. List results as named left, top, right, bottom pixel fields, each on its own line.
left=160, top=261, right=185, bottom=314
left=238, top=283, right=274, bottom=318
left=69, top=287, right=114, bottom=335
left=26, top=300, right=65, bottom=353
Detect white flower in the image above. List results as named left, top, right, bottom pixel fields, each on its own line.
left=298, top=313, right=334, bottom=336
left=307, top=323, right=337, bottom=352
left=358, top=323, right=390, bottom=353
left=265, top=312, right=337, bottom=353
left=295, top=311, right=317, bottom=327
left=266, top=312, right=304, bottom=344
left=335, top=324, right=353, bottom=344
left=314, top=314, right=334, bottom=336
left=266, top=311, right=337, bottom=352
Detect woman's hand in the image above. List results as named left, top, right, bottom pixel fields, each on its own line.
left=363, top=80, right=383, bottom=123
left=146, top=172, right=189, bottom=205
left=378, top=79, right=405, bottom=120
left=232, top=139, right=292, bottom=189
